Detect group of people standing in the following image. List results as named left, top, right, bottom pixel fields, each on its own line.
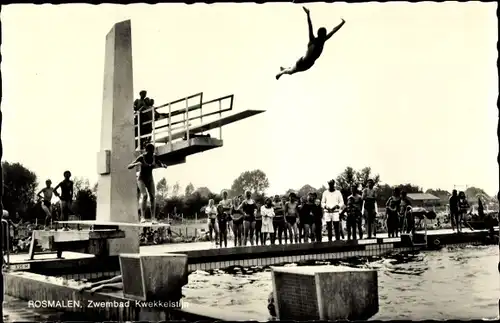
left=205, top=178, right=381, bottom=247
left=36, top=171, right=75, bottom=230
left=448, top=189, right=470, bottom=233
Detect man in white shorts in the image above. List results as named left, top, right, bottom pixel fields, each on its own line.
left=321, top=179, right=344, bottom=241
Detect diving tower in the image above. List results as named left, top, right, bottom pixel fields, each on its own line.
left=23, top=20, right=265, bottom=259
left=134, top=92, right=264, bottom=166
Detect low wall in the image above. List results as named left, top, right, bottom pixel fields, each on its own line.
left=4, top=271, right=256, bottom=321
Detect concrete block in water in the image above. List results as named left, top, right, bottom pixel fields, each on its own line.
left=120, top=253, right=188, bottom=302
left=271, top=265, right=378, bottom=321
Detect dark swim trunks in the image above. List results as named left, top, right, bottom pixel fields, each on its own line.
left=286, top=216, right=297, bottom=225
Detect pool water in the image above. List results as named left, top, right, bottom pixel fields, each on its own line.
left=183, top=245, right=500, bottom=320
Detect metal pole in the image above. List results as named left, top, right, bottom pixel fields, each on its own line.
left=219, top=99, right=222, bottom=140
left=151, top=107, right=156, bottom=145
left=137, top=112, right=141, bottom=150
left=185, top=97, right=190, bottom=142
left=200, top=100, right=203, bottom=133
left=168, top=103, right=172, bottom=151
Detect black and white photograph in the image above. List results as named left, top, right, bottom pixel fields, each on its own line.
left=0, top=2, right=498, bottom=322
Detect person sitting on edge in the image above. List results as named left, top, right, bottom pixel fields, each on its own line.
left=79, top=275, right=123, bottom=294
left=276, top=6, right=346, bottom=80
left=53, top=171, right=74, bottom=231
left=127, top=143, right=167, bottom=224
left=37, top=179, right=54, bottom=230
left=321, top=179, right=344, bottom=241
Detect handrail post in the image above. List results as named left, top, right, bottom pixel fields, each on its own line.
left=168, top=103, right=173, bottom=151
left=137, top=112, right=141, bottom=150
left=185, top=97, right=190, bottom=142
left=219, top=99, right=222, bottom=140
left=151, top=107, right=156, bottom=145
left=200, top=99, right=203, bottom=133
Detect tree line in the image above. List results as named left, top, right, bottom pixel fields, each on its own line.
left=2, top=161, right=496, bottom=222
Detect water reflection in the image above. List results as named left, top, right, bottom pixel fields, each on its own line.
left=183, top=245, right=499, bottom=320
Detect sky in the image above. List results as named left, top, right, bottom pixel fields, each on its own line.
left=1, top=2, right=498, bottom=196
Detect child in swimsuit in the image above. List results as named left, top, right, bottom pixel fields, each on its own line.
left=231, top=196, right=244, bottom=247
left=241, top=190, right=257, bottom=246
left=205, top=199, right=219, bottom=245
left=37, top=179, right=54, bottom=230
left=272, top=195, right=286, bottom=245
left=285, top=193, right=300, bottom=243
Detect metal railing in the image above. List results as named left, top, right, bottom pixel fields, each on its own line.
left=134, top=93, right=234, bottom=151
left=134, top=92, right=203, bottom=150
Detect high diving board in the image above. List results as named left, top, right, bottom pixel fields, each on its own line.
left=155, top=109, right=265, bottom=143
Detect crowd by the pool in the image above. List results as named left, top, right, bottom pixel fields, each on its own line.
left=204, top=179, right=478, bottom=247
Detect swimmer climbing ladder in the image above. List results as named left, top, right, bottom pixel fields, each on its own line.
left=134, top=92, right=264, bottom=166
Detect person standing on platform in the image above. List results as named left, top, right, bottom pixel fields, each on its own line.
left=449, top=189, right=459, bottom=232
left=385, top=187, right=401, bottom=238
left=285, top=193, right=300, bottom=243
left=312, top=196, right=324, bottom=242
left=345, top=185, right=363, bottom=240
left=219, top=190, right=233, bottom=241
left=205, top=199, right=219, bottom=245
left=37, top=179, right=54, bottom=230
left=260, top=198, right=275, bottom=245
left=457, top=191, right=470, bottom=233
left=399, top=191, right=412, bottom=234
left=241, top=190, right=257, bottom=246
left=53, top=171, right=74, bottom=231
left=216, top=203, right=228, bottom=248
left=299, top=192, right=315, bottom=242
left=133, top=90, right=168, bottom=149
left=127, top=143, right=167, bottom=224
left=231, top=196, right=244, bottom=246
left=254, top=202, right=263, bottom=245
left=272, top=195, right=286, bottom=244
left=362, top=179, right=378, bottom=238
left=321, top=179, right=345, bottom=241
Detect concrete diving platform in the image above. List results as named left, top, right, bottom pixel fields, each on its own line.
left=27, top=229, right=125, bottom=260
left=155, top=136, right=223, bottom=166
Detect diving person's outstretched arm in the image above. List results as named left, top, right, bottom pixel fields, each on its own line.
left=303, top=7, right=315, bottom=42
left=326, top=18, right=345, bottom=41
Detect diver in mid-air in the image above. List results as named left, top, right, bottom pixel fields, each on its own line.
left=276, top=7, right=345, bottom=80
